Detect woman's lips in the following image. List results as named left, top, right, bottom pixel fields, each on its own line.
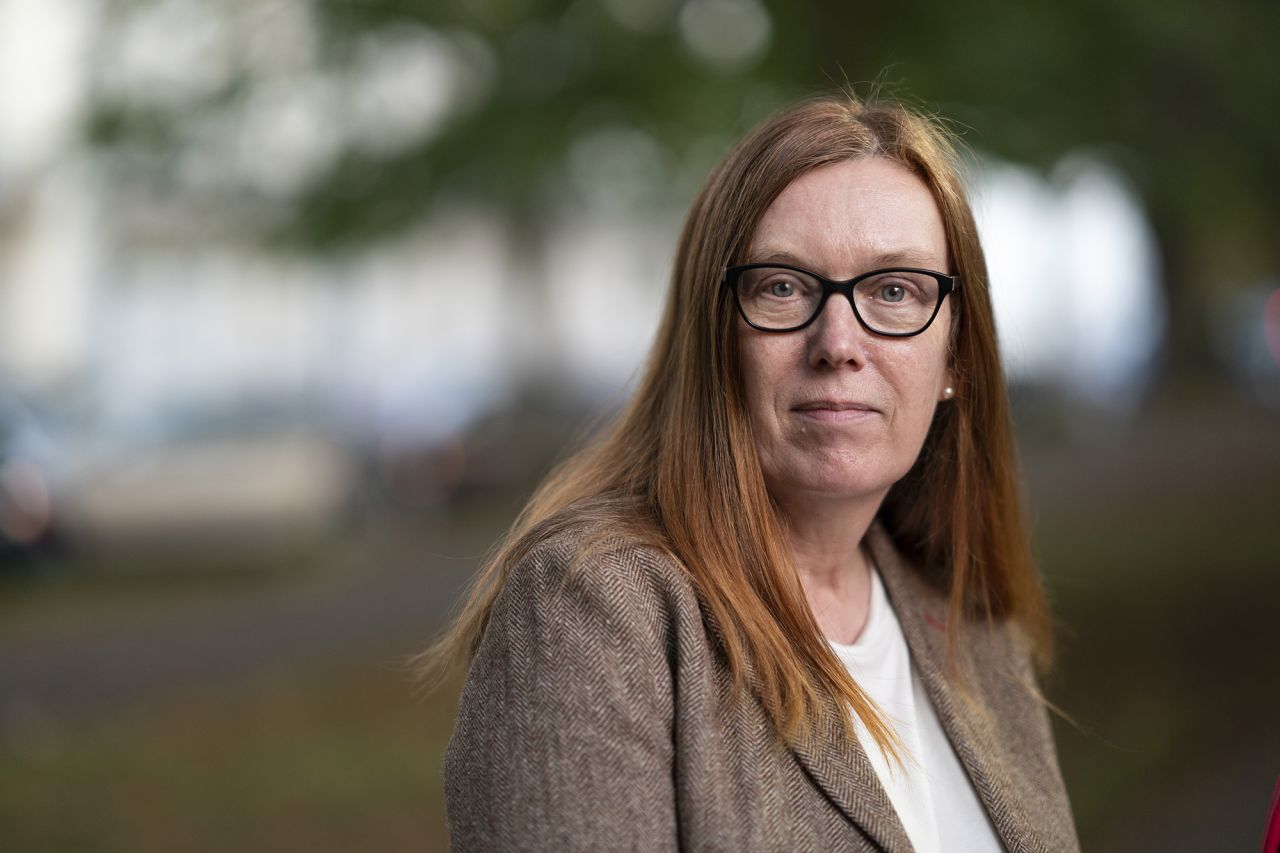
left=792, top=401, right=879, bottom=422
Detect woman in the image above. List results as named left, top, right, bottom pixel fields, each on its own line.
left=433, top=93, right=1079, bottom=852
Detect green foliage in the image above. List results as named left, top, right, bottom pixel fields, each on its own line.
left=84, top=0, right=1280, bottom=373
left=295, top=0, right=1279, bottom=279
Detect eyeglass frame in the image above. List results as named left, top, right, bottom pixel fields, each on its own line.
left=722, top=262, right=961, bottom=338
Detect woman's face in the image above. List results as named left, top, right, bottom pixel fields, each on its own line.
left=737, top=156, right=955, bottom=513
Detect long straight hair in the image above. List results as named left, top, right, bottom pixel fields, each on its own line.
left=422, top=92, right=1052, bottom=760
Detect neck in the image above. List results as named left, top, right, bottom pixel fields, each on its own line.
left=780, top=490, right=885, bottom=586
left=776, top=489, right=888, bottom=645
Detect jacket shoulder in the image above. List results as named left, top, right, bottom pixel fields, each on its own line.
left=445, top=512, right=697, bottom=850
left=498, top=515, right=702, bottom=649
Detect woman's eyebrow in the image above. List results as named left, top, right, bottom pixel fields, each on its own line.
left=867, top=249, right=942, bottom=268
left=743, top=249, right=810, bottom=267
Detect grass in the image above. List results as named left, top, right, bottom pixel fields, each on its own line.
left=0, top=662, right=461, bottom=853
left=1, top=395, right=1275, bottom=850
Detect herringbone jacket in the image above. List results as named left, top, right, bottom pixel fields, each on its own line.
left=444, top=515, right=1080, bottom=852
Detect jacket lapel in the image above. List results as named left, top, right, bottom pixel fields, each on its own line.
left=788, top=696, right=915, bottom=852
left=699, top=584, right=915, bottom=850
left=867, top=520, right=1049, bottom=853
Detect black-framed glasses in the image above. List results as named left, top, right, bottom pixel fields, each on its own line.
left=724, top=263, right=960, bottom=337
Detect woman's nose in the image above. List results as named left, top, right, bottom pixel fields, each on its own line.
left=807, top=293, right=870, bottom=369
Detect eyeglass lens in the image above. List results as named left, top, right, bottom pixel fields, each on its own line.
left=735, top=267, right=943, bottom=334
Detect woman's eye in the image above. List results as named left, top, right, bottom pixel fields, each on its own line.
left=769, top=280, right=796, bottom=297
left=880, top=284, right=906, bottom=303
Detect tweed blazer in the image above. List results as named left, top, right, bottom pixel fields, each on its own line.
left=443, top=516, right=1079, bottom=852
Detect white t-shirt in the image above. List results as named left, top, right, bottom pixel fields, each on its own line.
left=828, top=561, right=1004, bottom=853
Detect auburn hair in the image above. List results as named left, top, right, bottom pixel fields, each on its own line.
left=422, top=91, right=1052, bottom=761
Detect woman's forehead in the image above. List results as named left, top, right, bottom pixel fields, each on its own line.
left=749, top=157, right=948, bottom=276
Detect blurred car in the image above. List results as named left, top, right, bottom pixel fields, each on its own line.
left=0, top=390, right=64, bottom=562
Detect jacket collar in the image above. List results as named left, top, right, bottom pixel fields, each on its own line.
left=865, top=518, right=1049, bottom=853
left=694, top=566, right=916, bottom=850
left=703, top=518, right=1049, bottom=851
left=788, top=692, right=915, bottom=852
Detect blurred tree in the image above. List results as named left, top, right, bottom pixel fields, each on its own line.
left=797, top=0, right=1280, bottom=384
left=88, top=0, right=1280, bottom=387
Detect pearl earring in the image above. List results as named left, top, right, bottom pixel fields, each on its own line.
left=942, top=386, right=955, bottom=400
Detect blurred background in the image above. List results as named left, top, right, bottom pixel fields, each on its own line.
left=1, top=0, right=1277, bottom=850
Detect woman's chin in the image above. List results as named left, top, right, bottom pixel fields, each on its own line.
left=770, top=469, right=897, bottom=507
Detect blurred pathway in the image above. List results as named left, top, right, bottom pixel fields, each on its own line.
left=0, top=502, right=500, bottom=724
